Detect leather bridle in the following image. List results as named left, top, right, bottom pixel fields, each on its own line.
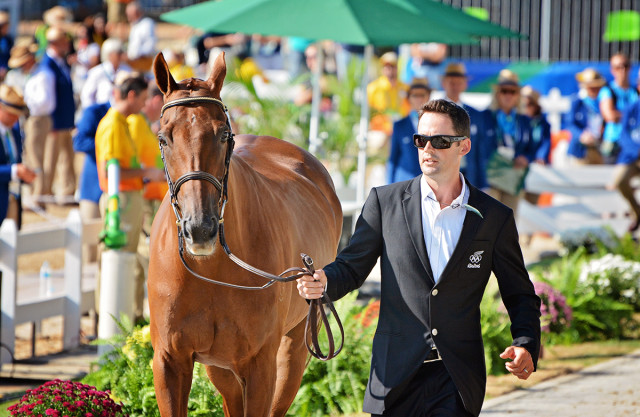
left=158, top=95, right=343, bottom=360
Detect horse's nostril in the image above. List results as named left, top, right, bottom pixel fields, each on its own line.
left=183, top=226, right=192, bottom=240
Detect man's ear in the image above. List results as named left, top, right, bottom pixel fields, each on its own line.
left=460, top=138, right=471, bottom=156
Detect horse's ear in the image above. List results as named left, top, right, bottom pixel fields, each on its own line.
left=153, top=52, right=178, bottom=96
left=207, top=51, right=227, bottom=98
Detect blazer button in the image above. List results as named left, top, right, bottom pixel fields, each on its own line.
left=432, top=289, right=438, bottom=296
left=432, top=328, right=438, bottom=336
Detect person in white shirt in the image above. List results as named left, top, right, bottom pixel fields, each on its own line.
left=297, top=100, right=540, bottom=417
left=81, top=38, right=131, bottom=109
left=23, top=27, right=76, bottom=208
left=125, top=1, right=156, bottom=72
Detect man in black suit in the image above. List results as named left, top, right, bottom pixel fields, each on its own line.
left=298, top=99, right=541, bottom=416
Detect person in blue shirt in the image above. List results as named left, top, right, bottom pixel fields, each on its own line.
left=521, top=86, right=551, bottom=164
left=599, top=53, right=638, bottom=163
left=0, top=85, right=36, bottom=227
left=387, top=78, right=430, bottom=183
left=440, top=62, right=485, bottom=188
left=565, top=68, right=607, bottom=165
left=613, top=97, right=640, bottom=232
left=478, top=70, right=534, bottom=215
left=73, top=102, right=110, bottom=262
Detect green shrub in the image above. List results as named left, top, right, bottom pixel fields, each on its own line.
left=480, top=293, right=512, bottom=375
left=532, top=249, right=635, bottom=342
left=82, top=316, right=223, bottom=416
left=287, top=292, right=377, bottom=417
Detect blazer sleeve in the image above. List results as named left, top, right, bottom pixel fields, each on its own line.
left=492, top=209, right=542, bottom=368
left=323, top=187, right=384, bottom=302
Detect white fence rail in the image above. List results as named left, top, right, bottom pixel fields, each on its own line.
left=0, top=210, right=101, bottom=365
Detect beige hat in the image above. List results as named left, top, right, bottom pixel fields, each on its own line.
left=0, top=11, right=9, bottom=26
left=409, top=77, right=430, bottom=92
left=575, top=68, right=606, bottom=87
left=520, top=85, right=541, bottom=102
left=0, top=84, right=27, bottom=116
left=444, top=62, right=467, bottom=77
left=43, top=6, right=72, bottom=27
left=496, top=69, right=520, bottom=87
left=45, top=26, right=67, bottom=43
left=379, top=51, right=398, bottom=66
left=8, top=42, right=37, bottom=68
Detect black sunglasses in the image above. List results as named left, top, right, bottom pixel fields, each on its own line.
left=413, top=134, right=466, bottom=149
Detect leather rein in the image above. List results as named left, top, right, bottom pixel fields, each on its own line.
left=159, top=95, right=343, bottom=360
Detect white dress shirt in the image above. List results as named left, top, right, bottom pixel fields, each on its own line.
left=421, top=173, right=469, bottom=283
left=127, top=16, right=156, bottom=59
left=81, top=61, right=132, bottom=109
left=24, top=49, right=64, bottom=117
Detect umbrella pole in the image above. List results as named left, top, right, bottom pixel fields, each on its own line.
left=309, top=42, right=324, bottom=155
left=356, top=44, right=373, bottom=204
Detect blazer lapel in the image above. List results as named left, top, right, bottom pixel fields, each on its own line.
left=402, top=177, right=435, bottom=284
left=439, top=182, right=485, bottom=279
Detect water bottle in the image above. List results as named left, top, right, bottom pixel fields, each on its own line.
left=39, top=260, right=52, bottom=297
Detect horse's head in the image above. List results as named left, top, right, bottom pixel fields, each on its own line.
left=153, top=51, right=232, bottom=256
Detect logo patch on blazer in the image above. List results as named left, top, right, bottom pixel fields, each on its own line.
left=467, top=251, right=484, bottom=268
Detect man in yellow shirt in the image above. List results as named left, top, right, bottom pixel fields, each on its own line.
left=368, top=52, right=409, bottom=135
left=95, top=72, right=164, bottom=320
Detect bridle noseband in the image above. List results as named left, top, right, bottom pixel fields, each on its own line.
left=159, top=94, right=343, bottom=360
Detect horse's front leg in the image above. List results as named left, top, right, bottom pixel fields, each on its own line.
left=240, top=347, right=280, bottom=417
left=152, top=346, right=194, bottom=417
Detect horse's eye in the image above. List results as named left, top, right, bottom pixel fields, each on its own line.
left=158, top=133, right=169, bottom=147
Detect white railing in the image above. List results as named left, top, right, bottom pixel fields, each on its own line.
left=0, top=210, right=101, bottom=365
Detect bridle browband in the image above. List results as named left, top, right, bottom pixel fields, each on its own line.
left=159, top=93, right=343, bottom=360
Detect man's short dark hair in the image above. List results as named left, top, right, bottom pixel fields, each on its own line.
left=115, top=74, right=148, bottom=98
left=419, top=99, right=470, bottom=138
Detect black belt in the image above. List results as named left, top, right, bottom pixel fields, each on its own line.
left=423, top=347, right=442, bottom=363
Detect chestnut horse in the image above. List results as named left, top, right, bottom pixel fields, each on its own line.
left=148, top=52, right=342, bottom=417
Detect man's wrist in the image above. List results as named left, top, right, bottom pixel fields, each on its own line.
left=10, top=164, right=18, bottom=181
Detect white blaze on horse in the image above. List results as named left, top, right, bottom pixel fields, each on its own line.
left=148, top=52, right=343, bottom=417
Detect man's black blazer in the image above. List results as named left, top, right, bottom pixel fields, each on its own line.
left=323, top=176, right=541, bottom=416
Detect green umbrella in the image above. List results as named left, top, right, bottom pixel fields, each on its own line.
left=161, top=0, right=522, bottom=202
left=161, top=0, right=520, bottom=46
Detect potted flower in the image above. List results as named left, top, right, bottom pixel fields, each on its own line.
left=8, top=379, right=126, bottom=416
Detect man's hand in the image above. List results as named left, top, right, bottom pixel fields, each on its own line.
left=513, top=155, right=529, bottom=169
left=500, top=346, right=534, bottom=380
left=296, top=269, right=327, bottom=300
left=16, top=164, right=36, bottom=183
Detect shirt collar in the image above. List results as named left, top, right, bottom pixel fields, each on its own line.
left=420, top=173, right=468, bottom=209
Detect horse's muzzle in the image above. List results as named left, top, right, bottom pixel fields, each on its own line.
left=182, top=216, right=218, bottom=256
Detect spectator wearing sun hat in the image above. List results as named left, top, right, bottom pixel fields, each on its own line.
left=34, top=6, right=73, bottom=59
left=387, top=78, right=431, bottom=183
left=520, top=85, right=551, bottom=164
left=24, top=26, right=76, bottom=208
left=0, top=84, right=36, bottom=226
left=4, top=41, right=38, bottom=93
left=440, top=62, right=487, bottom=187
left=478, top=69, right=534, bottom=215
left=564, top=68, right=607, bottom=165
left=368, top=51, right=409, bottom=135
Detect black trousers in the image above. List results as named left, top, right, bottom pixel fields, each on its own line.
left=372, top=361, right=475, bottom=417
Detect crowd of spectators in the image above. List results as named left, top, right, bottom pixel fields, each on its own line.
left=1, top=3, right=640, bottom=262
